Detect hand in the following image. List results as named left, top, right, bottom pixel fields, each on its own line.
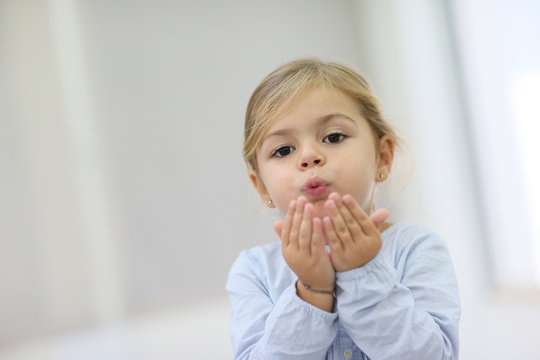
left=323, top=193, right=389, bottom=272
left=274, top=196, right=336, bottom=292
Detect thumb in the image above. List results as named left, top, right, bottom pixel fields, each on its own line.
left=370, top=208, right=390, bottom=230
left=273, top=220, right=283, bottom=237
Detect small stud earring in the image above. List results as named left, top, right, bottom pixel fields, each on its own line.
left=379, top=173, right=385, bottom=179
left=267, top=199, right=273, bottom=205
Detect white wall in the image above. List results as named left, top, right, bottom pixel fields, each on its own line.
left=1, top=0, right=539, bottom=359
left=352, top=1, right=540, bottom=359
left=1, top=0, right=361, bottom=358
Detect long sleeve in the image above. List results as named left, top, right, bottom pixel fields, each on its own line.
left=335, top=227, right=460, bottom=360
left=226, top=248, right=338, bottom=360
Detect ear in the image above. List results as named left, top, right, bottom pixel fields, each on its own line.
left=376, top=135, right=394, bottom=182
left=249, top=169, right=275, bottom=208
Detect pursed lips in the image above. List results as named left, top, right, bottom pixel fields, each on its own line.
left=302, top=176, right=330, bottom=199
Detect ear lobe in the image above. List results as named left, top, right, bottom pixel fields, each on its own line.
left=249, top=170, right=274, bottom=207
left=377, top=135, right=394, bottom=177
left=248, top=170, right=265, bottom=194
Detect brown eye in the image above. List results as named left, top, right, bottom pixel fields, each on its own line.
left=323, top=133, right=346, bottom=144
left=272, top=146, right=295, bottom=157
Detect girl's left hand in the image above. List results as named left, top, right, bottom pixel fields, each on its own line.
left=323, top=193, right=389, bottom=272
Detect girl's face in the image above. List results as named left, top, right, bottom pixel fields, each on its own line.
left=250, top=86, right=393, bottom=219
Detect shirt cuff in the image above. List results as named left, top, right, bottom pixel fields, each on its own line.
left=286, top=281, right=338, bottom=320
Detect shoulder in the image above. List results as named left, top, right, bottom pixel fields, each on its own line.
left=383, top=221, right=446, bottom=250
left=227, top=242, right=296, bottom=301
left=381, top=221, right=453, bottom=272
left=227, top=242, right=293, bottom=293
left=384, top=220, right=440, bottom=238
left=231, top=242, right=283, bottom=273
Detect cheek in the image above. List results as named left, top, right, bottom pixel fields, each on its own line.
left=259, top=168, right=293, bottom=206
left=337, top=162, right=376, bottom=204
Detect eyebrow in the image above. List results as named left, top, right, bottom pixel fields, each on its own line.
left=262, top=113, right=357, bottom=143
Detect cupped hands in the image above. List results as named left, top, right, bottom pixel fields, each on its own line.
left=274, top=193, right=389, bottom=283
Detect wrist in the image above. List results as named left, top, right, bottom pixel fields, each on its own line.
left=298, top=280, right=336, bottom=297
left=295, top=280, right=335, bottom=312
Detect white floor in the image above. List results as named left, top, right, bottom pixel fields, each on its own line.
left=0, top=297, right=233, bottom=360
left=3, top=294, right=540, bottom=360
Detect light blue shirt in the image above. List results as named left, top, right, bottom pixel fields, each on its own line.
left=226, top=221, right=461, bottom=359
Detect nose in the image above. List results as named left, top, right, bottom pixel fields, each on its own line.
left=298, top=146, right=325, bottom=169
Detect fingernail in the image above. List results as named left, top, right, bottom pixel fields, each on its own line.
left=327, top=200, right=336, bottom=209
left=329, top=192, right=339, bottom=201
left=343, top=195, right=353, bottom=204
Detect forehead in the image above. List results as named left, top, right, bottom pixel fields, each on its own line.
left=265, top=86, right=364, bottom=132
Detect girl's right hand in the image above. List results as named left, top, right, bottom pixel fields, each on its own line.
left=274, top=197, right=336, bottom=300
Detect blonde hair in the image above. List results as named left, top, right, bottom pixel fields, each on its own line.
left=243, top=58, right=401, bottom=175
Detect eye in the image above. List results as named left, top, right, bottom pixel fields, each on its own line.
left=323, top=132, right=346, bottom=144
left=272, top=145, right=295, bottom=157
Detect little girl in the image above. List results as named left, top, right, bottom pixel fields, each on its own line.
left=226, top=58, right=460, bottom=359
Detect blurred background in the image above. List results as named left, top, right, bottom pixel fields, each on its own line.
left=1, top=0, right=539, bottom=359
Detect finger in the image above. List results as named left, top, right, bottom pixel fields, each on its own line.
left=299, top=203, right=313, bottom=254
left=342, top=194, right=379, bottom=236
left=370, top=208, right=390, bottom=230
left=323, top=216, right=342, bottom=252
left=311, top=217, right=325, bottom=256
left=289, top=196, right=306, bottom=250
left=273, top=221, right=283, bottom=237
left=280, top=200, right=296, bottom=248
left=325, top=196, right=354, bottom=247
left=330, top=193, right=365, bottom=239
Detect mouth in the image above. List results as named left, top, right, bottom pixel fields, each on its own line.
left=302, top=176, right=330, bottom=200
